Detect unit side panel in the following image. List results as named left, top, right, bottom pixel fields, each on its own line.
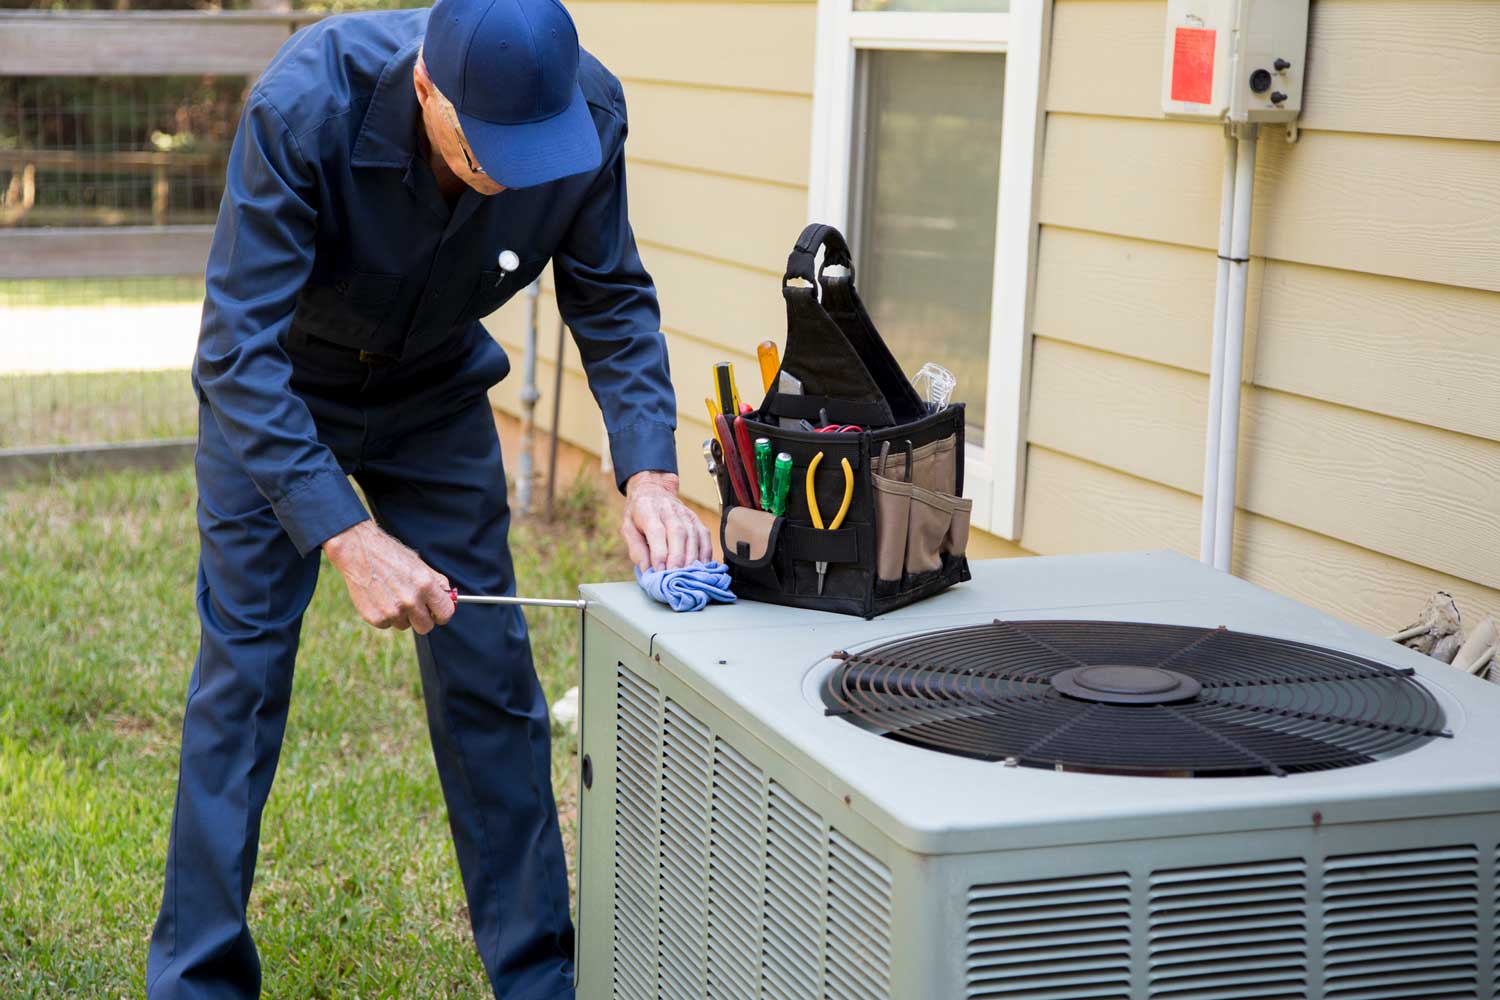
left=580, top=647, right=927, bottom=999
left=947, top=815, right=1499, bottom=1000
left=575, top=618, right=630, bottom=1000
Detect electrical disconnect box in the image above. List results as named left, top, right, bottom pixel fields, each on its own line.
left=1162, top=0, right=1309, bottom=122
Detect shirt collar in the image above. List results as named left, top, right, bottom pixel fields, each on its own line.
left=350, top=36, right=425, bottom=168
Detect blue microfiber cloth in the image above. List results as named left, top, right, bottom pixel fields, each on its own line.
left=635, top=560, right=736, bottom=612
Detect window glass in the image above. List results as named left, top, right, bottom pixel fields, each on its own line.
left=850, top=50, right=1004, bottom=443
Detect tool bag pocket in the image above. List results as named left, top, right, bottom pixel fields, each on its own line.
left=905, top=485, right=972, bottom=577
left=783, top=522, right=862, bottom=598
left=910, top=434, right=957, bottom=494
left=720, top=506, right=786, bottom=593
left=715, top=222, right=971, bottom=618
left=872, top=473, right=912, bottom=583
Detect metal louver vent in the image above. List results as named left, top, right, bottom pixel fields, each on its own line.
left=1324, top=845, right=1480, bottom=999
left=964, top=872, right=1132, bottom=1000
left=659, top=702, right=712, bottom=997
left=1147, top=859, right=1308, bottom=998
left=613, top=664, right=894, bottom=999
left=765, top=783, right=825, bottom=997
left=613, top=665, right=661, bottom=1000
left=828, top=831, right=894, bottom=1000
left=708, top=741, right=764, bottom=998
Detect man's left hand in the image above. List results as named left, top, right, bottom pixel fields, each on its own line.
left=621, top=470, right=712, bottom=571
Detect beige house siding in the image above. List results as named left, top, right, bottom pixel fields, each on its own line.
left=488, top=0, right=1499, bottom=619
left=1030, top=0, right=1500, bottom=630
left=486, top=0, right=816, bottom=515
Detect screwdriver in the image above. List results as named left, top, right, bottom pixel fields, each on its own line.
left=754, top=437, right=772, bottom=510
left=770, top=452, right=793, bottom=516
left=451, top=590, right=587, bottom=609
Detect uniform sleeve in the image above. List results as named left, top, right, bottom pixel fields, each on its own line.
left=193, top=92, right=370, bottom=556
left=551, top=84, right=679, bottom=493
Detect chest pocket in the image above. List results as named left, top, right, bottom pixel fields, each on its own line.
left=452, top=256, right=550, bottom=328
left=291, top=270, right=407, bottom=357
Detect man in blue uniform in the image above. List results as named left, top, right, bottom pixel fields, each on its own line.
left=145, top=0, right=710, bottom=996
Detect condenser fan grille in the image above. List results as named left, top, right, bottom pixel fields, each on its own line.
left=822, top=620, right=1447, bottom=777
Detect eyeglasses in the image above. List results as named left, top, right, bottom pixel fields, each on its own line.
left=438, top=100, right=485, bottom=176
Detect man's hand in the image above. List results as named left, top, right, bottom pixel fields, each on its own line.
left=621, top=470, right=712, bottom=572
left=323, top=520, right=455, bottom=634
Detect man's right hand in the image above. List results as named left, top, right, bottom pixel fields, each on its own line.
left=322, top=520, right=455, bottom=634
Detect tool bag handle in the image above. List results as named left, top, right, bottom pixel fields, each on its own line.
left=767, top=223, right=926, bottom=426
left=782, top=223, right=856, bottom=290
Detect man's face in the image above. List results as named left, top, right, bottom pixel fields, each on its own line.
left=414, top=59, right=507, bottom=196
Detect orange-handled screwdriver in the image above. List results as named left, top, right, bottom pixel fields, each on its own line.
left=756, top=341, right=780, bottom=393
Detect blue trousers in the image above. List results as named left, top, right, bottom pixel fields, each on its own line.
left=147, top=337, right=575, bottom=999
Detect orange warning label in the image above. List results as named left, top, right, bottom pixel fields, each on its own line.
left=1171, top=27, right=1216, bottom=104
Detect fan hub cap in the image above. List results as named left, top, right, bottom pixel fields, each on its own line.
left=1052, top=665, right=1202, bottom=705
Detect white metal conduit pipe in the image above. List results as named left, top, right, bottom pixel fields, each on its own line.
left=1200, top=123, right=1258, bottom=572
left=1198, top=133, right=1239, bottom=564
left=517, top=278, right=542, bottom=515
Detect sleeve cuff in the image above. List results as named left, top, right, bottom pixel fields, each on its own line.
left=608, top=421, right=679, bottom=494
left=271, top=467, right=371, bottom=557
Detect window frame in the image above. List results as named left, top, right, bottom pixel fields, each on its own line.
left=807, top=0, right=1051, bottom=540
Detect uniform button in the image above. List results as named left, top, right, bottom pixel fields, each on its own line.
left=430, top=291, right=441, bottom=300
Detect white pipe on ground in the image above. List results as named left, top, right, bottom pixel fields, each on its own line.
left=1199, top=131, right=1239, bottom=564
left=1211, top=125, right=1258, bottom=572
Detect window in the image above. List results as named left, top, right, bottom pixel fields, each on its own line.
left=849, top=49, right=1005, bottom=443
left=808, top=0, right=1049, bottom=539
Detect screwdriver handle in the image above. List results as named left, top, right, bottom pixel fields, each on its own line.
left=756, top=341, right=780, bottom=393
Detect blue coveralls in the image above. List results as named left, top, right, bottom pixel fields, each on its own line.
left=146, top=11, right=677, bottom=999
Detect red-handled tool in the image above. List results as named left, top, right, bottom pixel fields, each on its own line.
left=732, top=416, right=762, bottom=506
left=713, top=412, right=755, bottom=507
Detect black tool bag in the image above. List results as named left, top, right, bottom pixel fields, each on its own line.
left=717, top=224, right=972, bottom=618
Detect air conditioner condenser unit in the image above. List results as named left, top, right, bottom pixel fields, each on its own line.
left=573, top=551, right=1500, bottom=999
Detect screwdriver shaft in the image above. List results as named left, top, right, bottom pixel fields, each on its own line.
left=453, top=593, right=587, bottom=609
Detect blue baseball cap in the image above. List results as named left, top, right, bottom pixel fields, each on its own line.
left=425, top=0, right=602, bottom=188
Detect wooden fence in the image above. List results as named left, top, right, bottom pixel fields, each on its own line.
left=0, top=10, right=322, bottom=281
left=0, top=11, right=324, bottom=477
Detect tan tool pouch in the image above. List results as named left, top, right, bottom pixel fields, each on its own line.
left=906, top=485, right=972, bottom=575
left=910, top=434, right=957, bottom=494
left=722, top=506, right=783, bottom=568
left=872, top=473, right=913, bottom=583
left=944, top=496, right=973, bottom=561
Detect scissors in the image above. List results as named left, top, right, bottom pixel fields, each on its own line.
left=805, top=451, right=854, bottom=595
left=815, top=423, right=862, bottom=434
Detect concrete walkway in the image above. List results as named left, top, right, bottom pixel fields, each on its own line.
left=1, top=303, right=201, bottom=374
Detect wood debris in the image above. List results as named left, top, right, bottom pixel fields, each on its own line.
left=1391, top=592, right=1498, bottom=684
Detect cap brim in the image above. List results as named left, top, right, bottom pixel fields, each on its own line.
left=457, top=83, right=603, bottom=190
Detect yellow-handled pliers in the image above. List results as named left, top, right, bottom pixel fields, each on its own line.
left=806, top=451, right=854, bottom=595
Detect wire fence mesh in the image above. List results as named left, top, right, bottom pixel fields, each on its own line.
left=1, top=75, right=237, bottom=449
left=0, top=3, right=420, bottom=455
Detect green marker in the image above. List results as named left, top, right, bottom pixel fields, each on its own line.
left=755, top=438, right=772, bottom=510
left=770, top=452, right=793, bottom=516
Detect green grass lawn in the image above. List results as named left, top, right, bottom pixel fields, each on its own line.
left=0, top=464, right=630, bottom=998
left=0, top=370, right=198, bottom=449
left=1, top=277, right=203, bottom=448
